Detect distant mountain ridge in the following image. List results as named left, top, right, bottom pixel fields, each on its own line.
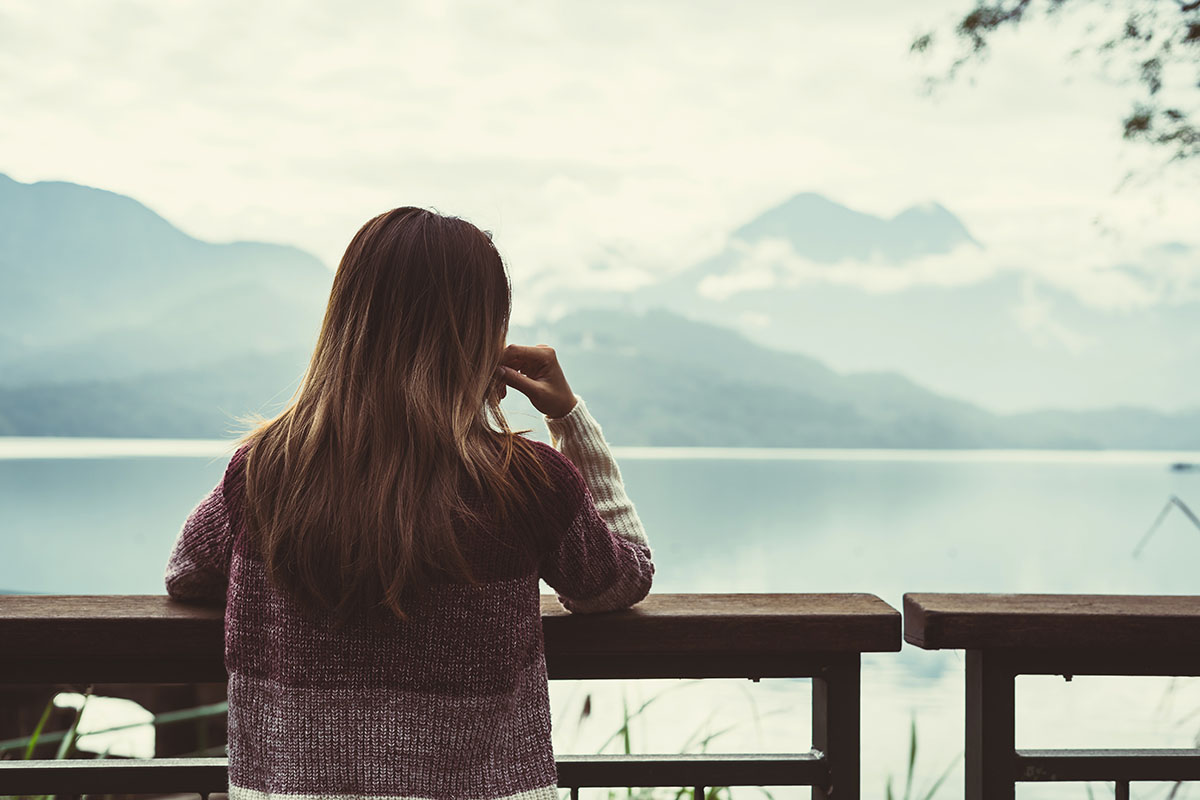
left=509, top=309, right=1200, bottom=448
left=559, top=192, right=987, bottom=313
left=5, top=306, right=1198, bottom=448
left=0, top=172, right=330, bottom=382
left=619, top=190, right=1200, bottom=414
left=731, top=192, right=981, bottom=264
left=1, top=173, right=1196, bottom=447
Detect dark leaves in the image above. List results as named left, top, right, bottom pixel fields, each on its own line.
left=1123, top=105, right=1155, bottom=138
left=914, top=0, right=1200, bottom=165
left=1122, top=104, right=1200, bottom=161
left=957, top=0, right=1034, bottom=51
left=1140, top=57, right=1164, bottom=94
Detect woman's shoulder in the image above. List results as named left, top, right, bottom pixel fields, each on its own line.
left=218, top=442, right=254, bottom=525
left=521, top=436, right=584, bottom=482
left=223, top=442, right=252, bottom=487
left=511, top=436, right=589, bottom=516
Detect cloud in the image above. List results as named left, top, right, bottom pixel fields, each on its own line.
left=694, top=228, right=1195, bottom=313
left=698, top=236, right=997, bottom=301
left=0, top=0, right=1197, bottom=306
left=1011, top=280, right=1091, bottom=354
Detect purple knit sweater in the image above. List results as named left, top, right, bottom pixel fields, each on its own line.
left=164, top=398, right=654, bottom=800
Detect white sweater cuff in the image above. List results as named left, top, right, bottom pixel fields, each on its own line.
left=544, top=396, right=649, bottom=548
left=544, top=395, right=591, bottom=440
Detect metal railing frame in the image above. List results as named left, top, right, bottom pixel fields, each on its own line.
left=1, top=593, right=903, bottom=800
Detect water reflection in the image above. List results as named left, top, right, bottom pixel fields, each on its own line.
left=3, top=444, right=1199, bottom=798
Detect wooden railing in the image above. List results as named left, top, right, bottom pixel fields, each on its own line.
left=905, top=593, right=1200, bottom=800
left=0, top=593, right=902, bottom=800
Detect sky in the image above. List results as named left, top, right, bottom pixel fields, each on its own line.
left=2, top=0, right=1198, bottom=323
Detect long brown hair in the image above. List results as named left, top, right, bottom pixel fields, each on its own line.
left=239, top=207, right=550, bottom=624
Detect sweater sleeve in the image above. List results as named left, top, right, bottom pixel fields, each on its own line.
left=539, top=397, right=654, bottom=614
left=164, top=472, right=237, bottom=607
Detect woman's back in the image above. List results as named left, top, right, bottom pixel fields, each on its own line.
left=166, top=400, right=654, bottom=800
left=164, top=207, right=653, bottom=799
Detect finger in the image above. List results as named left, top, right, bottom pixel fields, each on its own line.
left=501, top=357, right=541, bottom=380
left=503, top=343, right=552, bottom=367
left=499, top=365, right=541, bottom=397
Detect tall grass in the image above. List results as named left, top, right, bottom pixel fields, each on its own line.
left=569, top=685, right=955, bottom=800
left=1130, top=487, right=1200, bottom=799
left=0, top=696, right=227, bottom=757
left=4, top=682, right=960, bottom=800
left=1, top=687, right=92, bottom=800
left=885, top=717, right=957, bottom=800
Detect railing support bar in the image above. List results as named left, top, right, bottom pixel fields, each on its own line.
left=812, top=653, right=860, bottom=800
left=965, top=649, right=1015, bottom=800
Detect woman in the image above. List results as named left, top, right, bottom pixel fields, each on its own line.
left=164, top=207, right=654, bottom=800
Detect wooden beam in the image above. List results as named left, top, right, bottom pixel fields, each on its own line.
left=904, top=593, right=1200, bottom=651
left=556, top=753, right=828, bottom=787
left=812, top=654, right=860, bottom=800
left=0, top=593, right=901, bottom=683
left=1016, top=748, right=1200, bottom=782
left=0, top=754, right=830, bottom=795
left=965, top=650, right=1015, bottom=800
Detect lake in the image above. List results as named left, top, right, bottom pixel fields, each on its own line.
left=4, top=438, right=1200, bottom=799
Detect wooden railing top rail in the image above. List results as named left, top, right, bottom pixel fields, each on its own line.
left=904, top=592, right=1200, bottom=651
left=0, top=593, right=900, bottom=683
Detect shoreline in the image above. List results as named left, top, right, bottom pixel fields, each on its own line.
left=2, top=436, right=1200, bottom=465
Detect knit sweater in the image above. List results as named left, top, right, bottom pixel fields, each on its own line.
left=164, top=397, right=654, bottom=800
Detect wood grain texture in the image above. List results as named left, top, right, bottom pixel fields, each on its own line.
left=542, top=593, right=901, bottom=655
left=0, top=593, right=901, bottom=683
left=904, top=593, right=1200, bottom=650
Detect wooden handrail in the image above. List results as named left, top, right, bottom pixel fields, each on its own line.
left=0, top=593, right=900, bottom=799
left=904, top=592, right=1200, bottom=650
left=903, top=592, right=1200, bottom=800
left=0, top=593, right=901, bottom=682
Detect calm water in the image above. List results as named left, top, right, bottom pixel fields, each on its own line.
left=4, top=440, right=1200, bottom=799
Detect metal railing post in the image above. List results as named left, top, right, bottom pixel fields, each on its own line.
left=965, top=649, right=1015, bottom=800
left=812, top=653, right=860, bottom=800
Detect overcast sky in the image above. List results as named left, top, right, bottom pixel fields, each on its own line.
left=3, top=0, right=1197, bottom=321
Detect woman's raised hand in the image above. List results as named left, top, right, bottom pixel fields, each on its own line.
left=499, top=344, right=578, bottom=419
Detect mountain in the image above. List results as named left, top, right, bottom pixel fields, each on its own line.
left=729, top=192, right=980, bottom=264
left=509, top=309, right=1200, bottom=448
left=0, top=173, right=330, bottom=384
left=5, top=305, right=1197, bottom=447
left=2, top=175, right=1196, bottom=447
left=606, top=192, right=1200, bottom=414
left=0, top=350, right=309, bottom=437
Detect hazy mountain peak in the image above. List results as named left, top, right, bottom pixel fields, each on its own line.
left=0, top=172, right=331, bottom=354
left=892, top=199, right=951, bottom=219
left=890, top=199, right=982, bottom=251
left=729, top=191, right=980, bottom=264
left=774, top=191, right=855, bottom=212
left=0, top=172, right=184, bottom=247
